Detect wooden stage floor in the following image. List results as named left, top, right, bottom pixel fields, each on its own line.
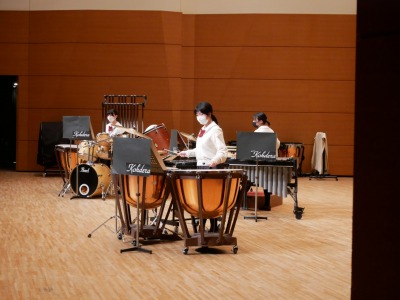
left=0, top=170, right=352, bottom=299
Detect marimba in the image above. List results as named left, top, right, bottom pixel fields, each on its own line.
left=227, top=158, right=304, bottom=219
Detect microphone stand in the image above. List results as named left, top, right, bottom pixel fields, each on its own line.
left=244, top=158, right=267, bottom=222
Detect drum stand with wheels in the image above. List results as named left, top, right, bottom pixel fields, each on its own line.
left=120, top=175, right=152, bottom=254
left=244, top=159, right=267, bottom=222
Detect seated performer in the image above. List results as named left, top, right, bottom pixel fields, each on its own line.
left=252, top=112, right=280, bottom=211
left=106, top=109, right=126, bottom=137
left=96, top=109, right=126, bottom=166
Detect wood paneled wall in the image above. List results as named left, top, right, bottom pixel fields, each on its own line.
left=0, top=11, right=356, bottom=175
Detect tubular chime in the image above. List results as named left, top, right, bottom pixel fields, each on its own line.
left=102, top=94, right=147, bottom=133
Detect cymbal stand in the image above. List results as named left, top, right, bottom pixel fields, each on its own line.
left=120, top=175, right=152, bottom=254
left=177, top=132, right=189, bottom=150
left=87, top=174, right=123, bottom=239
left=244, top=158, right=267, bottom=222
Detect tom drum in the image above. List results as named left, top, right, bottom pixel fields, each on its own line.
left=96, top=132, right=112, bottom=160
left=77, top=140, right=98, bottom=162
left=144, top=124, right=170, bottom=151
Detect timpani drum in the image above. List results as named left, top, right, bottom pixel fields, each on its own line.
left=55, top=144, right=79, bottom=175
left=278, top=142, right=303, bottom=158
left=96, top=132, right=112, bottom=160
left=144, top=124, right=170, bottom=151
left=168, top=169, right=247, bottom=254
left=122, top=173, right=167, bottom=210
left=119, top=173, right=169, bottom=240
left=77, top=140, right=98, bottom=162
left=278, top=142, right=304, bottom=173
left=170, top=169, right=244, bottom=219
left=69, top=163, right=111, bottom=197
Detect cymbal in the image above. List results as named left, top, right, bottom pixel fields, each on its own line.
left=180, top=132, right=197, bottom=141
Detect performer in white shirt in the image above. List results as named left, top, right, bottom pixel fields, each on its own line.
left=105, top=109, right=125, bottom=137
left=179, top=102, right=228, bottom=168
left=253, top=112, right=280, bottom=151
left=252, top=112, right=280, bottom=211
left=178, top=101, right=228, bottom=232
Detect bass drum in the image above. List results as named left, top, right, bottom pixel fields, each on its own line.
left=70, top=163, right=111, bottom=197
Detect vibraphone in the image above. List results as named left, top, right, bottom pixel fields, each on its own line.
left=227, top=158, right=304, bottom=219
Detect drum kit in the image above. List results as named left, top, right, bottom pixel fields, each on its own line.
left=57, top=137, right=113, bottom=199
left=56, top=124, right=178, bottom=199
left=57, top=129, right=132, bottom=199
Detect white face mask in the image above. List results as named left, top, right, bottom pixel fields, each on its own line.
left=196, top=114, right=208, bottom=125
left=107, top=115, right=115, bottom=123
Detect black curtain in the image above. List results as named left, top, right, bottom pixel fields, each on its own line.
left=37, top=122, right=69, bottom=167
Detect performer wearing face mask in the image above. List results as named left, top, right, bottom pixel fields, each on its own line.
left=106, top=109, right=125, bottom=137
left=178, top=102, right=228, bottom=168
left=252, top=112, right=280, bottom=151
left=252, top=112, right=280, bottom=211
left=178, top=102, right=228, bottom=233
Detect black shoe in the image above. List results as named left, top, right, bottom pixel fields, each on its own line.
left=260, top=205, right=271, bottom=211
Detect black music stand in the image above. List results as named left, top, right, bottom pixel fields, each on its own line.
left=62, top=116, right=95, bottom=199
left=237, top=132, right=277, bottom=222
left=112, top=137, right=153, bottom=254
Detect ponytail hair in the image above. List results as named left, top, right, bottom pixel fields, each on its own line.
left=194, top=101, right=219, bottom=124
left=253, top=112, right=270, bottom=126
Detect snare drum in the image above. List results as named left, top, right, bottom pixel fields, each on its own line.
left=122, top=174, right=167, bottom=210
left=96, top=132, right=112, bottom=160
left=69, top=163, right=111, bottom=197
left=144, top=124, right=170, bottom=151
left=77, top=140, right=98, bottom=162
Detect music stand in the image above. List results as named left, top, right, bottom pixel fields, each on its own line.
left=62, top=116, right=95, bottom=199
left=237, top=132, right=277, bottom=222
left=112, top=137, right=153, bottom=254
